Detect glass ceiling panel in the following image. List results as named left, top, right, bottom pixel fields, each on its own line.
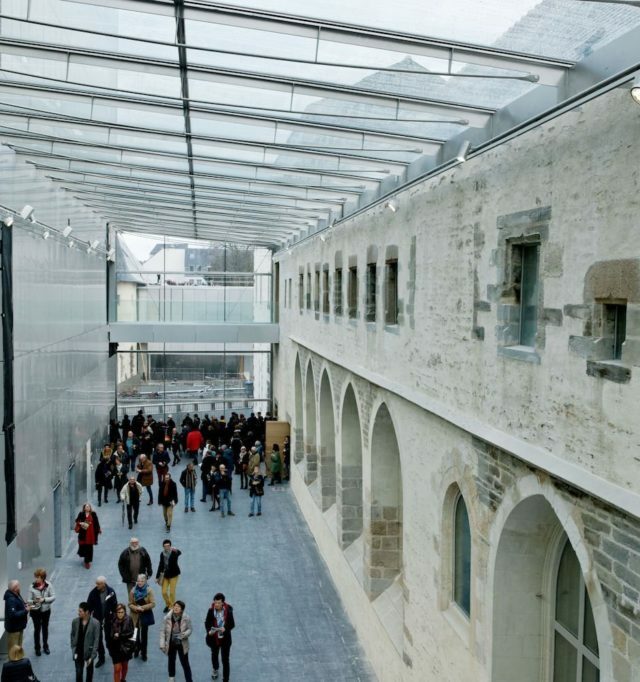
left=210, top=0, right=640, bottom=59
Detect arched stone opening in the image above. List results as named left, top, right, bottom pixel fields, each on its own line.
left=492, top=495, right=604, bottom=682
left=304, top=361, right=317, bottom=484
left=365, top=402, right=402, bottom=600
left=318, top=370, right=336, bottom=511
left=293, top=354, right=303, bottom=464
left=338, top=384, right=363, bottom=549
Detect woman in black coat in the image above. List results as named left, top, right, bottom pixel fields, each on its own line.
left=95, top=455, right=114, bottom=506
left=106, top=603, right=135, bottom=682
left=1, top=645, right=37, bottom=682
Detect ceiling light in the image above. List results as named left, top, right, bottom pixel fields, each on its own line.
left=62, top=225, right=73, bottom=238
left=2, top=215, right=14, bottom=227
left=385, top=199, right=398, bottom=213
left=631, top=75, right=640, bottom=105
left=19, top=205, right=34, bottom=221
left=455, top=140, right=471, bottom=163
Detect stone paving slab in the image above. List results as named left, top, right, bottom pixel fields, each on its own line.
left=21, top=465, right=376, bottom=682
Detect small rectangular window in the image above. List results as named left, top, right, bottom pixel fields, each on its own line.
left=385, top=259, right=398, bottom=325
left=515, top=243, right=539, bottom=347
left=334, top=268, right=343, bottom=316
left=314, top=269, right=320, bottom=312
left=322, top=268, right=330, bottom=315
left=348, top=266, right=358, bottom=319
left=298, top=274, right=304, bottom=312
left=603, top=303, right=627, bottom=360
left=366, top=263, right=377, bottom=322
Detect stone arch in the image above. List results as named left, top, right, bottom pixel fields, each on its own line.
left=318, top=369, right=336, bottom=510
left=293, top=353, right=303, bottom=464
left=338, top=383, right=363, bottom=549
left=365, top=401, right=402, bottom=600
left=490, top=478, right=612, bottom=682
left=304, top=360, right=317, bottom=484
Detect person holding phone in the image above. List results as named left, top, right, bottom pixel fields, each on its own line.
left=204, top=593, right=235, bottom=681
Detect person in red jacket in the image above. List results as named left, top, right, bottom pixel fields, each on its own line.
left=185, top=426, right=203, bottom=464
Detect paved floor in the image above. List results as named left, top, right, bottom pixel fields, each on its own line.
left=24, top=463, right=376, bottom=681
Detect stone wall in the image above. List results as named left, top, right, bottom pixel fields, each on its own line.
left=273, top=85, right=640, bottom=681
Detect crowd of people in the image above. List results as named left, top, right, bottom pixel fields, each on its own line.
left=3, top=409, right=290, bottom=682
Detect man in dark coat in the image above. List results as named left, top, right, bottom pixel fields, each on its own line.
left=70, top=601, right=100, bottom=681
left=131, top=410, right=145, bottom=437
left=118, top=538, right=153, bottom=596
left=86, top=576, right=117, bottom=668
left=152, top=443, right=171, bottom=485
left=3, top=580, right=30, bottom=650
left=205, top=592, right=235, bottom=682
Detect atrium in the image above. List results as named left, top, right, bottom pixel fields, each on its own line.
left=0, top=1, right=640, bottom=680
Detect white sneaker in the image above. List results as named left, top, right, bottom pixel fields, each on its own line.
left=168, top=678, right=175, bottom=682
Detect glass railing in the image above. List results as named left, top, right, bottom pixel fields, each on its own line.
left=115, top=271, right=272, bottom=323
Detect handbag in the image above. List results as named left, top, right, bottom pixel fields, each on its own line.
left=140, top=608, right=155, bottom=626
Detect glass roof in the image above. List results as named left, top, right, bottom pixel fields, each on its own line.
left=1, top=0, right=639, bottom=247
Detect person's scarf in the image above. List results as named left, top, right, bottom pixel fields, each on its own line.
left=133, top=582, right=148, bottom=602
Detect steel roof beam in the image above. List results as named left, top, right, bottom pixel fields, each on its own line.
left=6, top=143, right=389, bottom=184
left=55, top=180, right=344, bottom=210
left=38, top=166, right=359, bottom=204
left=21, top=156, right=371, bottom=193
left=78, top=197, right=318, bottom=226
left=46, top=174, right=345, bottom=206
left=0, top=125, right=407, bottom=171
left=0, top=38, right=497, bottom=123
left=66, top=188, right=329, bottom=218
left=0, top=81, right=450, bottom=146
left=0, top=108, right=418, bottom=164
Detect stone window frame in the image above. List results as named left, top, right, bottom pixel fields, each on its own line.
left=298, top=269, right=304, bottom=313
left=495, top=206, right=551, bottom=364
left=322, top=264, right=330, bottom=317
left=567, top=259, right=640, bottom=383
left=384, top=244, right=399, bottom=328
left=440, top=484, right=473, bottom=645
left=347, top=255, right=358, bottom=320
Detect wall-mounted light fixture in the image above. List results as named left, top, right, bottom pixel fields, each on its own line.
left=320, top=234, right=326, bottom=242
left=455, top=140, right=471, bottom=163
left=68, top=240, right=75, bottom=249
left=42, top=229, right=50, bottom=240
left=62, top=225, right=73, bottom=238
left=90, top=240, right=100, bottom=250
left=107, top=248, right=115, bottom=261
left=631, top=75, right=640, bottom=105
left=2, top=215, right=14, bottom=227
left=19, top=205, right=34, bottom=221
left=385, top=199, right=399, bottom=213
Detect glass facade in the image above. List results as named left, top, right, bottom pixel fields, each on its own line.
left=116, top=345, right=271, bottom=423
